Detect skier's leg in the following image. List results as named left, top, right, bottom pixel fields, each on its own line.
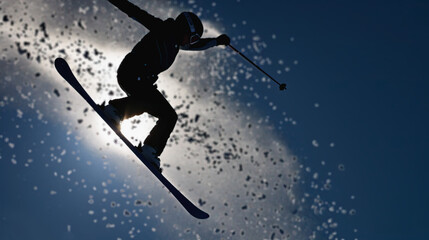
left=108, top=69, right=158, bottom=120
left=141, top=88, right=178, bottom=156
left=110, top=79, right=177, bottom=155
left=108, top=95, right=145, bottom=120
left=107, top=63, right=176, bottom=155
left=105, top=71, right=137, bottom=120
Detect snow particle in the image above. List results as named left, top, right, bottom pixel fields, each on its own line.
left=106, top=223, right=115, bottom=228
left=123, top=209, right=131, bottom=217
left=17, top=109, right=23, bottom=118
left=312, top=140, right=319, bottom=147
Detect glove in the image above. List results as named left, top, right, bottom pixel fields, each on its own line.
left=216, top=34, right=230, bottom=46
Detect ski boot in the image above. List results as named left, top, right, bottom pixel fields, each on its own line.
left=137, top=142, right=162, bottom=173
left=98, top=102, right=123, bottom=130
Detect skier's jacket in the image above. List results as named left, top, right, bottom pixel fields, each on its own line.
left=108, top=0, right=217, bottom=82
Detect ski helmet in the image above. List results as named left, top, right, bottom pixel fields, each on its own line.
left=176, top=12, right=203, bottom=45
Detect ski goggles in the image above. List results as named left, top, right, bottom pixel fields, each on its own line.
left=184, top=12, right=200, bottom=45
left=189, top=32, right=201, bottom=45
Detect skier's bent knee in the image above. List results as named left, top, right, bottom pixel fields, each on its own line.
left=163, top=110, right=178, bottom=128
left=170, top=111, right=178, bottom=124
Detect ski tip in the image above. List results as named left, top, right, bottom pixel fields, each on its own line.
left=194, top=211, right=210, bottom=219
left=54, top=57, right=66, bottom=68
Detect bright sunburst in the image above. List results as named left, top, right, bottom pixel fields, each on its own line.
left=120, top=114, right=156, bottom=146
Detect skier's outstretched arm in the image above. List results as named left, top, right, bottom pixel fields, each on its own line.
left=107, top=0, right=162, bottom=31
left=184, top=34, right=231, bottom=51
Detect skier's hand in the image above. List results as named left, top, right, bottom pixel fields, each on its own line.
left=216, top=34, right=230, bottom=46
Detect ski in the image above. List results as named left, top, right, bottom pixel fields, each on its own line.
left=54, top=57, right=209, bottom=219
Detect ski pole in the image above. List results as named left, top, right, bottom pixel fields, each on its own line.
left=228, top=44, right=287, bottom=91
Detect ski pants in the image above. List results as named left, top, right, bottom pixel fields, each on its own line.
left=109, top=68, right=177, bottom=156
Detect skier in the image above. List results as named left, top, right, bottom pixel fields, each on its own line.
left=102, top=0, right=230, bottom=172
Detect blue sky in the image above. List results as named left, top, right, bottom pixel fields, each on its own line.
left=1, top=0, right=429, bottom=239
left=219, top=0, right=429, bottom=238
left=236, top=1, right=429, bottom=238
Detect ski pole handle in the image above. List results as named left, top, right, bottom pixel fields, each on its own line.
left=228, top=45, right=287, bottom=91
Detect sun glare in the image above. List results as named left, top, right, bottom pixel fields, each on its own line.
left=85, top=112, right=157, bottom=157
left=120, top=115, right=156, bottom=146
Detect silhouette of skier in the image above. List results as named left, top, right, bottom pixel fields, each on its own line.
left=102, top=0, right=230, bottom=172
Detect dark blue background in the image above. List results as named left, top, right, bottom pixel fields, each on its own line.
left=217, top=0, right=429, bottom=239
